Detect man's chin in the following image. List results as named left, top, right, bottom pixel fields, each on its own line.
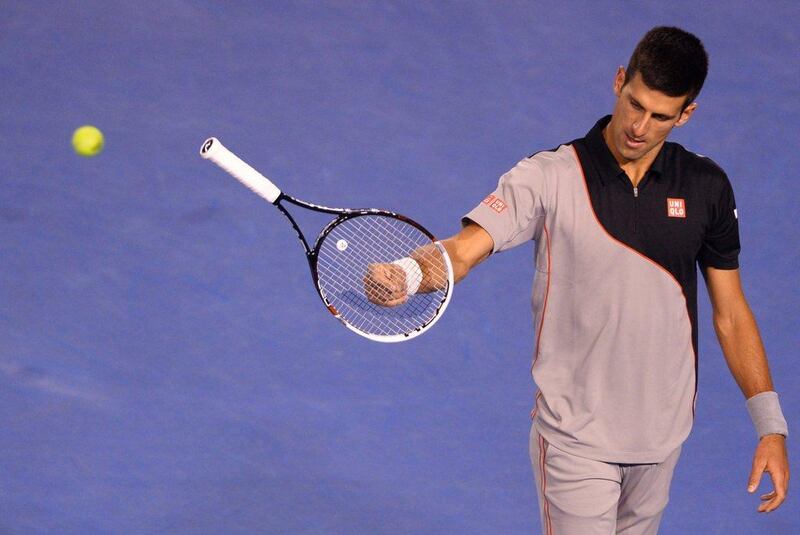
left=616, top=147, right=640, bottom=163
left=617, top=143, right=651, bottom=163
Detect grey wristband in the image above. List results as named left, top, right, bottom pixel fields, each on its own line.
left=746, top=391, right=788, bottom=439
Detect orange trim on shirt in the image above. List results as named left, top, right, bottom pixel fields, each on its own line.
left=570, top=145, right=699, bottom=418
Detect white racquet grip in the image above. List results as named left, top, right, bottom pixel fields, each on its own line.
left=391, top=257, right=423, bottom=296
left=199, top=137, right=282, bottom=203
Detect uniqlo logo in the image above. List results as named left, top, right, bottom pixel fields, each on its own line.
left=667, top=198, right=686, bottom=218
left=482, top=194, right=507, bottom=213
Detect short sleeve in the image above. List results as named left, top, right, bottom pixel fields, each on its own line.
left=461, top=156, right=548, bottom=254
left=698, top=173, right=740, bottom=270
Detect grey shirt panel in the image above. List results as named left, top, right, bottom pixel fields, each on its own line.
left=461, top=154, right=551, bottom=253
left=464, top=144, right=695, bottom=463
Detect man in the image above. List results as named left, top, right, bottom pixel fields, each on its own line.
left=365, top=27, right=788, bottom=533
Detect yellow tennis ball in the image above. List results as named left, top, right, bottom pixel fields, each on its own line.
left=71, top=125, right=104, bottom=157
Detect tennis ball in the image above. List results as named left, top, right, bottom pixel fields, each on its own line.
left=71, top=125, right=104, bottom=157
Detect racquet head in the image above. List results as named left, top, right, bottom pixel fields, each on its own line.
left=312, top=213, right=453, bottom=342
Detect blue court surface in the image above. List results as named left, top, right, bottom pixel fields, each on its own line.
left=1, top=1, right=798, bottom=533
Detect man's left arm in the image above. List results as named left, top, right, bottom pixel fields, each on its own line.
left=705, top=266, right=789, bottom=513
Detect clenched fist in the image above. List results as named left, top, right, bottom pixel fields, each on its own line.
left=363, top=263, right=409, bottom=306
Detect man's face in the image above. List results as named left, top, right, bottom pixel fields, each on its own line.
left=606, top=69, right=696, bottom=164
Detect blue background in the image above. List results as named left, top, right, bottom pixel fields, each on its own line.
left=1, top=1, right=797, bottom=533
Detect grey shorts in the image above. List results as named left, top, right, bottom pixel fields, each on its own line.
left=529, top=424, right=681, bottom=535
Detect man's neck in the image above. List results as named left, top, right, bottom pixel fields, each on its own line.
left=602, top=127, right=662, bottom=187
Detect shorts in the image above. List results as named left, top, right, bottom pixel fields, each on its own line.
left=529, top=423, right=682, bottom=535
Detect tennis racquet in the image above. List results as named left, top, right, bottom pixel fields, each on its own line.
left=199, top=137, right=454, bottom=343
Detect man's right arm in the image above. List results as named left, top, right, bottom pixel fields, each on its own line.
left=364, top=222, right=494, bottom=306
left=438, top=221, right=494, bottom=284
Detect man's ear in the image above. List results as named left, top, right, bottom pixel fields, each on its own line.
left=675, top=102, right=698, bottom=127
left=613, top=66, right=626, bottom=96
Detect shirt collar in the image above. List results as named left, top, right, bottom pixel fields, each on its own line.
left=585, top=115, right=666, bottom=184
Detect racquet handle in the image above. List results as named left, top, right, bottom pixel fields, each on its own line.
left=200, top=137, right=282, bottom=204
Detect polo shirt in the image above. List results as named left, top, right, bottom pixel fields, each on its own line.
left=464, top=116, right=740, bottom=463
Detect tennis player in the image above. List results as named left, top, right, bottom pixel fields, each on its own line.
left=365, top=26, right=789, bottom=533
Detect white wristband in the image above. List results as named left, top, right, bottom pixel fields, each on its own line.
left=746, top=391, right=788, bottom=439
left=391, top=257, right=423, bottom=296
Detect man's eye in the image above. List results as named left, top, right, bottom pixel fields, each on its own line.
left=631, top=100, right=643, bottom=110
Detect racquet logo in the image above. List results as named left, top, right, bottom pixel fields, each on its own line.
left=201, top=138, right=214, bottom=154
left=667, top=198, right=686, bottom=218
left=482, top=194, right=508, bottom=214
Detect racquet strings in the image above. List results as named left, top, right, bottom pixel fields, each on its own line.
left=316, top=215, right=449, bottom=337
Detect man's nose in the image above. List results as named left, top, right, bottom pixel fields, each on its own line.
left=632, top=114, right=650, bottom=138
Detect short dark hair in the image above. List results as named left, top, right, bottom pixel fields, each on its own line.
left=624, top=26, right=709, bottom=108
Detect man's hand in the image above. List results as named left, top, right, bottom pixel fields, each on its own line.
left=747, top=434, right=789, bottom=512
left=363, top=263, right=408, bottom=306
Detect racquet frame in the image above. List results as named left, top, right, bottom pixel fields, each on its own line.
left=200, top=137, right=454, bottom=342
